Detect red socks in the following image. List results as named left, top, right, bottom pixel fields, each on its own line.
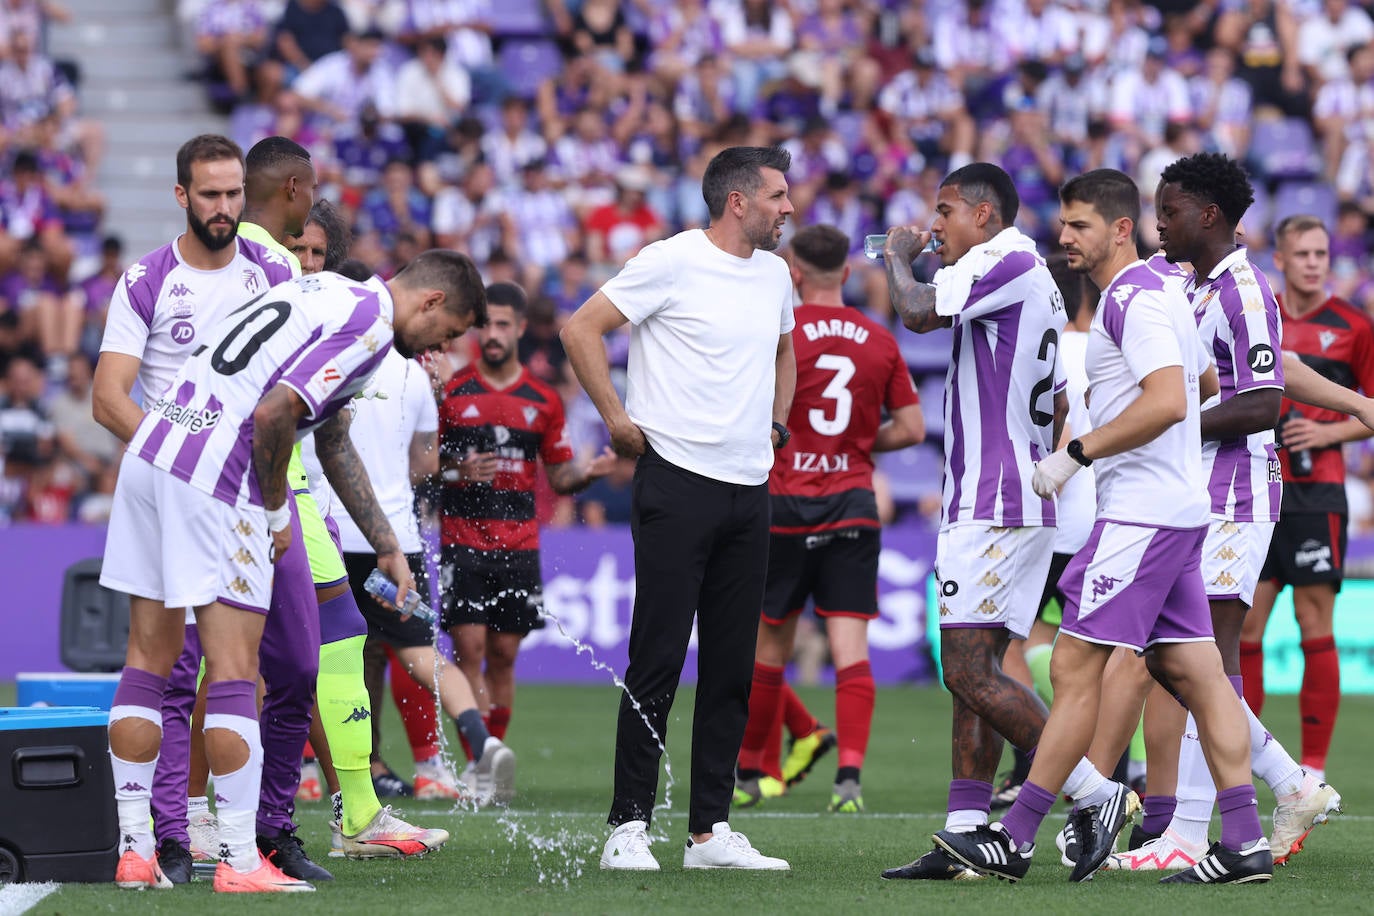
left=782, top=682, right=818, bottom=739
left=1239, top=640, right=1265, bottom=715
left=1299, top=636, right=1340, bottom=771
left=488, top=705, right=511, bottom=741
left=739, top=663, right=784, bottom=776
left=387, top=649, right=439, bottom=762
left=835, top=661, right=875, bottom=770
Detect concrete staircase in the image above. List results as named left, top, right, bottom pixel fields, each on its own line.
left=47, top=0, right=227, bottom=260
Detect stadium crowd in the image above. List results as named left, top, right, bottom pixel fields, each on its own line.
left=4, top=0, right=1374, bottom=527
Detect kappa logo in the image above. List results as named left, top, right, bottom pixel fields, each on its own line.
left=235, top=519, right=255, bottom=537
left=1090, top=574, right=1123, bottom=600
left=976, top=598, right=998, bottom=615
left=461, top=404, right=480, bottom=419
left=988, top=526, right=1011, bottom=534
left=169, top=282, right=192, bottom=298
left=1110, top=283, right=1138, bottom=307
left=1212, top=571, right=1238, bottom=589
left=1220, top=521, right=1240, bottom=534
left=242, top=270, right=260, bottom=293
left=228, top=577, right=253, bottom=595
left=341, top=707, right=371, bottom=724
left=1319, top=330, right=1338, bottom=351
left=1213, top=546, right=1239, bottom=561
left=522, top=405, right=538, bottom=426
left=125, top=263, right=148, bottom=285
left=978, top=571, right=1002, bottom=587
left=118, top=781, right=146, bottom=793
left=361, top=332, right=380, bottom=354
left=231, top=547, right=257, bottom=567
left=980, top=545, right=1006, bottom=560
left=938, top=603, right=951, bottom=617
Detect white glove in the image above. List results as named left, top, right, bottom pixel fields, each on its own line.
left=1032, top=448, right=1082, bottom=499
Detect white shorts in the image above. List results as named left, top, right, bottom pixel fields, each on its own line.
left=935, top=523, right=1055, bottom=639
left=100, top=455, right=273, bottom=613
left=1201, top=519, right=1276, bottom=605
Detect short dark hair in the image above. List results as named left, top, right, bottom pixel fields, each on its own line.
left=394, top=249, right=488, bottom=327
left=335, top=258, right=373, bottom=282
left=485, top=281, right=528, bottom=317
left=1059, top=168, right=1141, bottom=226
left=701, top=146, right=791, bottom=220
left=941, top=162, right=1020, bottom=226
left=176, top=134, right=243, bottom=188
left=789, top=224, right=850, bottom=273
left=246, top=135, right=311, bottom=173
left=305, top=199, right=350, bottom=272
left=1274, top=214, right=1328, bottom=245
left=11, top=149, right=38, bottom=174
left=1159, top=152, right=1254, bottom=228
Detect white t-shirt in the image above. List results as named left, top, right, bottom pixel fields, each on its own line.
left=1054, top=328, right=1095, bottom=553
left=1087, top=260, right=1212, bottom=529
left=600, top=229, right=794, bottom=486
left=319, top=349, right=438, bottom=555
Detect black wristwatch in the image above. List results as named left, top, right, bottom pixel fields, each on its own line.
left=772, top=422, right=791, bottom=449
left=1067, top=438, right=1093, bottom=467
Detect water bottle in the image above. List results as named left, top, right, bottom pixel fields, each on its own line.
left=364, top=568, right=437, bottom=623
left=863, top=233, right=942, bottom=261
left=1281, top=408, right=1314, bottom=477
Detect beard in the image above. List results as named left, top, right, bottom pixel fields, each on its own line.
left=481, top=342, right=512, bottom=369
left=744, top=212, right=783, bottom=252
left=187, top=207, right=239, bottom=252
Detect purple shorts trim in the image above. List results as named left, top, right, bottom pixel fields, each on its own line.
left=939, top=622, right=1008, bottom=629
left=218, top=595, right=269, bottom=615
left=1059, top=520, right=1213, bottom=652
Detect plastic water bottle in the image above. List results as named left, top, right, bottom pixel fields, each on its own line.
left=363, top=568, right=437, bottom=623
left=862, top=233, right=942, bottom=261
left=1282, top=408, right=1314, bottom=477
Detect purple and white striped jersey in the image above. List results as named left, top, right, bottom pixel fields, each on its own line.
left=1186, top=247, right=1284, bottom=522
left=99, top=237, right=297, bottom=408
left=126, top=273, right=395, bottom=508
left=933, top=227, right=1064, bottom=528
left=1088, top=260, right=1212, bottom=529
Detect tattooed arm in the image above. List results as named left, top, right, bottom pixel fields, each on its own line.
left=315, top=409, right=400, bottom=557
left=252, top=384, right=310, bottom=558
left=884, top=227, right=950, bottom=334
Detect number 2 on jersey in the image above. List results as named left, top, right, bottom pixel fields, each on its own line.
left=1028, top=329, right=1057, bottom=427
left=810, top=354, right=855, bottom=436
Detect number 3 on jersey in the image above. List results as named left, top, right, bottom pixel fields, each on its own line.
left=809, top=354, right=855, bottom=436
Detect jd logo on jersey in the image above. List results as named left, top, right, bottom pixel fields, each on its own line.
left=170, top=320, right=195, bottom=344
left=1248, top=344, right=1275, bottom=372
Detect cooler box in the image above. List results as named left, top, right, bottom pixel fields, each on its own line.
left=0, top=707, right=118, bottom=884
left=16, top=673, right=121, bottom=710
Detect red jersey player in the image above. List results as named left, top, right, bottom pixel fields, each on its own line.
left=437, top=282, right=615, bottom=795
left=733, top=225, right=924, bottom=813
left=1242, top=215, right=1374, bottom=779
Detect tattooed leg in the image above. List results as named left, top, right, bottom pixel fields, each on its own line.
left=950, top=692, right=1005, bottom=783
left=940, top=628, right=1050, bottom=754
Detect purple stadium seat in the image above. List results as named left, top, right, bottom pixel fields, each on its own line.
left=877, top=442, right=944, bottom=506
left=1244, top=181, right=1271, bottom=242
left=1271, top=180, right=1338, bottom=230
left=497, top=39, right=565, bottom=99
left=898, top=324, right=953, bottom=375
left=1248, top=118, right=1320, bottom=182
left=917, top=374, right=945, bottom=438
left=487, top=0, right=550, bottom=37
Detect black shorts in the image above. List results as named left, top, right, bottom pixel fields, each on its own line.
left=439, top=545, right=546, bottom=634
left=1260, top=512, right=1348, bottom=590
left=1037, top=551, right=1075, bottom=625
left=760, top=528, right=880, bottom=625
left=343, top=551, right=436, bottom=648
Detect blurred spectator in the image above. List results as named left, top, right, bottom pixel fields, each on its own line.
left=356, top=158, right=433, bottom=251
left=1, top=238, right=78, bottom=372
left=506, top=160, right=576, bottom=291
left=646, top=0, right=725, bottom=88
left=481, top=97, right=547, bottom=188
left=583, top=167, right=663, bottom=268
left=930, top=0, right=1012, bottom=120
left=0, top=348, right=54, bottom=469
left=1328, top=201, right=1373, bottom=307
left=0, top=27, right=100, bottom=169
left=0, top=151, right=69, bottom=280
left=996, top=103, right=1067, bottom=239
left=551, top=107, right=620, bottom=192
left=333, top=101, right=410, bottom=200
left=400, top=0, right=502, bottom=104
left=535, top=53, right=608, bottom=145
left=1190, top=47, right=1254, bottom=160
left=566, top=0, right=635, bottom=75
left=0, top=1, right=70, bottom=51
left=290, top=27, right=395, bottom=129
left=792, top=0, right=881, bottom=116
left=195, top=0, right=271, bottom=104
left=544, top=251, right=596, bottom=316
left=1314, top=44, right=1374, bottom=193
left=1214, top=0, right=1306, bottom=117
left=394, top=35, right=470, bottom=162
left=270, top=0, right=352, bottom=81
left=74, top=233, right=120, bottom=356
left=1138, top=120, right=1201, bottom=202
left=717, top=0, right=793, bottom=113
left=877, top=46, right=973, bottom=173
left=50, top=350, right=116, bottom=484
left=673, top=53, right=737, bottom=143
left=31, top=110, right=103, bottom=236
left=431, top=160, right=509, bottom=262
left=1108, top=37, right=1193, bottom=161
left=1002, top=0, right=1078, bottom=67
left=1296, top=0, right=1374, bottom=84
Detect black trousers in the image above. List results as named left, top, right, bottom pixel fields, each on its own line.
left=609, top=447, right=771, bottom=835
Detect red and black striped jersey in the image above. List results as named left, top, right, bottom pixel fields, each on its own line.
left=769, top=304, right=920, bottom=535
left=1276, top=294, right=1374, bottom=514
left=438, top=365, right=574, bottom=551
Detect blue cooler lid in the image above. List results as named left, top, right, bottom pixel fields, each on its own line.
left=0, top=706, right=109, bottom=730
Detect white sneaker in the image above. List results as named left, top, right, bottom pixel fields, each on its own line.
left=1105, top=829, right=1207, bottom=871
left=188, top=810, right=219, bottom=862
left=600, top=820, right=660, bottom=871
left=1271, top=777, right=1342, bottom=864
left=472, top=737, right=516, bottom=805
left=328, top=820, right=344, bottom=859
left=682, top=822, right=789, bottom=870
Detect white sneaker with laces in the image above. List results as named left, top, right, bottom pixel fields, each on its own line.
left=1271, top=778, right=1341, bottom=864
left=473, top=737, right=516, bottom=805
left=683, top=822, right=789, bottom=870
left=328, top=820, right=344, bottom=859
left=188, top=810, right=219, bottom=862
left=1105, top=829, right=1206, bottom=871
left=600, top=820, right=660, bottom=871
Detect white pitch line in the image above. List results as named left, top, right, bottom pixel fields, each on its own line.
left=0, top=881, right=59, bottom=916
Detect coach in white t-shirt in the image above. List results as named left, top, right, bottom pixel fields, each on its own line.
left=562, top=147, right=796, bottom=872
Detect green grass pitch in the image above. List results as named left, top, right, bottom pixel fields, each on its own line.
left=7, top=682, right=1374, bottom=915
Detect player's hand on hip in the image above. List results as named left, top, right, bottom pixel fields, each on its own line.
left=609, top=420, right=647, bottom=458
left=377, top=551, right=415, bottom=618
left=1032, top=448, right=1081, bottom=499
